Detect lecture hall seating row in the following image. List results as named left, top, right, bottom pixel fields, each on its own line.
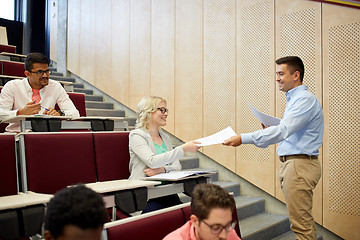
left=0, top=131, right=130, bottom=197
left=0, top=44, right=16, bottom=54
left=19, top=131, right=130, bottom=194
left=103, top=199, right=241, bottom=240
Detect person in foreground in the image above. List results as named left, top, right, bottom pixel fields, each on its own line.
left=44, top=185, right=108, bottom=240
left=224, top=56, right=323, bottom=240
left=0, top=52, right=80, bottom=132
left=163, top=183, right=241, bottom=240
left=129, top=96, right=201, bottom=213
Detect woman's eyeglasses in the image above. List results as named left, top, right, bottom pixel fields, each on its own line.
left=157, top=107, right=168, bottom=114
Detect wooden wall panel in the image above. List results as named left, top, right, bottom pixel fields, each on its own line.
left=94, top=0, right=111, bottom=94
left=79, top=0, right=95, bottom=85
left=151, top=0, right=175, bottom=132
left=66, top=0, right=80, bottom=74
left=129, top=0, right=151, bottom=109
left=110, top=0, right=130, bottom=106
left=203, top=0, right=236, bottom=171
left=322, top=4, right=360, bottom=239
left=49, top=0, right=58, bottom=62
left=235, top=0, right=276, bottom=195
left=275, top=0, right=323, bottom=223
left=174, top=0, right=203, bottom=142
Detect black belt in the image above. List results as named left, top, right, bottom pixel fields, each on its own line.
left=279, top=154, right=318, bottom=163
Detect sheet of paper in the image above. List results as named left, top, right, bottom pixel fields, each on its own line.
left=248, top=103, right=281, bottom=126
left=144, top=170, right=216, bottom=181
left=195, top=126, right=237, bottom=147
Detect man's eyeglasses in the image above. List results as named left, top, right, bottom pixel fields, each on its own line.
left=29, top=69, right=51, bottom=77
left=157, top=107, right=168, bottom=114
left=201, top=220, right=237, bottom=235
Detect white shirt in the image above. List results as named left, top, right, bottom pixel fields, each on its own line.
left=0, top=78, right=80, bottom=132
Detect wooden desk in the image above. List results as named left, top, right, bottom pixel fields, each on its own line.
left=85, top=180, right=161, bottom=220
left=1, top=115, right=129, bottom=132
left=72, top=117, right=129, bottom=131
left=0, top=192, right=53, bottom=211
left=1, top=115, right=70, bottom=132
left=0, top=192, right=53, bottom=239
left=85, top=179, right=160, bottom=194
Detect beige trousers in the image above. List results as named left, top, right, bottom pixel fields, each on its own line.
left=279, top=156, right=321, bottom=240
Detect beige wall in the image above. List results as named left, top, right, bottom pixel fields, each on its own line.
left=50, top=0, right=360, bottom=238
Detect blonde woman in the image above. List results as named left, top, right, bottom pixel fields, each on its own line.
left=129, top=96, right=200, bottom=213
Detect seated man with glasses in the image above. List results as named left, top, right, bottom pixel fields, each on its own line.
left=0, top=52, right=79, bottom=132
left=163, top=183, right=241, bottom=240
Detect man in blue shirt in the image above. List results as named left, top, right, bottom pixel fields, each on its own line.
left=224, top=56, right=324, bottom=240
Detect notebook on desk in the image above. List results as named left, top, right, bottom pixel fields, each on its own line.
left=144, top=170, right=217, bottom=181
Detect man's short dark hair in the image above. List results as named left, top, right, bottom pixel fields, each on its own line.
left=25, top=52, right=50, bottom=71
left=44, top=185, right=108, bottom=238
left=276, top=56, right=305, bottom=82
left=190, top=183, right=235, bottom=221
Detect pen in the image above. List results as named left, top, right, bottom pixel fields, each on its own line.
left=41, top=105, right=50, bottom=111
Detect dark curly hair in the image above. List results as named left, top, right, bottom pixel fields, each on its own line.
left=190, top=183, right=235, bottom=221
left=44, top=185, right=108, bottom=238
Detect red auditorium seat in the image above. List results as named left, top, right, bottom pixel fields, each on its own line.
left=55, top=92, right=86, bottom=117
left=0, top=134, right=18, bottom=196
left=20, top=132, right=97, bottom=194
left=0, top=44, right=16, bottom=54
left=93, top=132, right=130, bottom=181
left=0, top=60, right=25, bottom=77
left=107, top=208, right=186, bottom=240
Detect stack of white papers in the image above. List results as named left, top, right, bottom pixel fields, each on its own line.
left=144, top=170, right=217, bottom=181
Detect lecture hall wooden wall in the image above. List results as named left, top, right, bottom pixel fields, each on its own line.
left=50, top=0, right=360, bottom=238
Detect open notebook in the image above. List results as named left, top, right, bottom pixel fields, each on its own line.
left=144, top=170, right=217, bottom=181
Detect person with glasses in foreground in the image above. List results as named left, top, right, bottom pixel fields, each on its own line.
left=129, top=96, right=201, bottom=213
left=0, top=52, right=79, bottom=132
left=163, top=183, right=241, bottom=240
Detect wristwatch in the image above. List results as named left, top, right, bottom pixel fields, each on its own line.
left=57, top=110, right=65, bottom=116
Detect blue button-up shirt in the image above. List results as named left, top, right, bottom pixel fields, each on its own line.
left=241, top=85, right=324, bottom=156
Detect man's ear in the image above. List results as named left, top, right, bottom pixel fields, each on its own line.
left=44, top=230, right=55, bottom=240
left=190, top=214, right=199, bottom=225
left=24, top=70, right=30, bottom=77
left=293, top=70, right=300, bottom=82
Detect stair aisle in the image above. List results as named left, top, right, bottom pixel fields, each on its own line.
left=49, top=67, right=127, bottom=118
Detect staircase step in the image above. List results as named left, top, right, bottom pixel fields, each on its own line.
left=85, top=95, right=103, bottom=102
left=86, top=108, right=125, bottom=117
left=214, top=181, right=240, bottom=197
left=74, top=88, right=93, bottom=95
left=234, top=196, right=265, bottom=220
left=85, top=101, right=114, bottom=109
left=179, top=156, right=199, bottom=169
left=271, top=231, right=322, bottom=240
left=122, top=117, right=136, bottom=126
left=73, top=83, right=84, bottom=89
left=50, top=75, right=76, bottom=83
left=240, top=213, right=290, bottom=240
left=50, top=72, right=63, bottom=76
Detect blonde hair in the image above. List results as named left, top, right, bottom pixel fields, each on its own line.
left=135, top=96, right=167, bottom=129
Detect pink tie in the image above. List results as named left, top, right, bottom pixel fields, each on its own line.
left=32, top=89, right=41, bottom=103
